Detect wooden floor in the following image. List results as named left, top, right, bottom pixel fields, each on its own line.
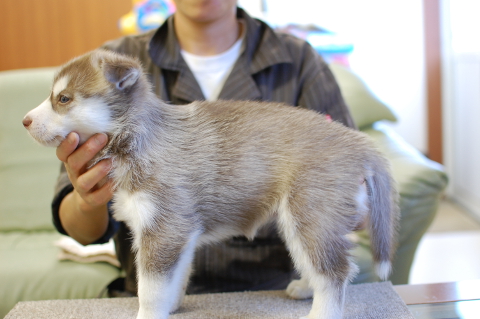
left=409, top=199, right=480, bottom=284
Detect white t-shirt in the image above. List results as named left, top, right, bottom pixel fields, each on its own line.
left=181, top=30, right=244, bottom=101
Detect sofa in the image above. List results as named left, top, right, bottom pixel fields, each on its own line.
left=0, top=64, right=448, bottom=318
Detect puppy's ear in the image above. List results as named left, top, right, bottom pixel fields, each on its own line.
left=101, top=53, right=141, bottom=91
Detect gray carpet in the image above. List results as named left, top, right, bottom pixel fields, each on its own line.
left=5, top=282, right=414, bottom=318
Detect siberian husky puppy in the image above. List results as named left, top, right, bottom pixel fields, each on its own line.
left=23, top=50, right=399, bottom=319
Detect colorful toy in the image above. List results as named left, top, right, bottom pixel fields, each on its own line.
left=119, top=0, right=176, bottom=35
left=277, top=24, right=354, bottom=67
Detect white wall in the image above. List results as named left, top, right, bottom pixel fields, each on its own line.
left=441, top=0, right=480, bottom=219
left=239, top=0, right=427, bottom=153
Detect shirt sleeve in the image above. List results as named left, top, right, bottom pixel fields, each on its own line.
left=51, top=164, right=119, bottom=245
left=295, top=42, right=356, bottom=129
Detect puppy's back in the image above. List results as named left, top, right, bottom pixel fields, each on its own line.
left=165, top=100, right=382, bottom=235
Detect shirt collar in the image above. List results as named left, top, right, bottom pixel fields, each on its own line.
left=148, top=15, right=184, bottom=71
left=240, top=8, right=293, bottom=74
left=148, top=8, right=293, bottom=75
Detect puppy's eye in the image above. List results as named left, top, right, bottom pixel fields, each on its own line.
left=59, top=95, right=71, bottom=104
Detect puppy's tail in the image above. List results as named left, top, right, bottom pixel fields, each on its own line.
left=365, top=159, right=399, bottom=281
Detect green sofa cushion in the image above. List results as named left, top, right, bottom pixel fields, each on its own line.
left=0, top=68, right=59, bottom=231
left=0, top=231, right=121, bottom=318
left=364, top=123, right=448, bottom=198
left=330, top=64, right=398, bottom=129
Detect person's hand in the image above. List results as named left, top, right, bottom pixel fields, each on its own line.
left=56, top=132, right=113, bottom=245
left=56, top=132, right=113, bottom=212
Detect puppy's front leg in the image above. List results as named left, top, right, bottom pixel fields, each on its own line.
left=135, top=230, right=199, bottom=319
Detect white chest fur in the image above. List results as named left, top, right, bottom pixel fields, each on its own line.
left=112, top=189, right=158, bottom=250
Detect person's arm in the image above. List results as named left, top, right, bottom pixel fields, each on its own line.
left=55, top=132, right=114, bottom=245
left=294, top=41, right=356, bottom=129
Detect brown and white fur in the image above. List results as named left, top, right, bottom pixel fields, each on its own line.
left=23, top=50, right=399, bottom=319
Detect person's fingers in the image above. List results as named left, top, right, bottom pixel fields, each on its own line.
left=58, top=133, right=111, bottom=209
left=66, top=133, right=108, bottom=173
left=56, top=132, right=80, bottom=162
left=76, top=159, right=112, bottom=197
left=63, top=133, right=108, bottom=183
left=80, top=178, right=114, bottom=209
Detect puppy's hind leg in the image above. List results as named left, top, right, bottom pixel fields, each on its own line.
left=288, top=243, right=355, bottom=319
left=278, top=197, right=355, bottom=319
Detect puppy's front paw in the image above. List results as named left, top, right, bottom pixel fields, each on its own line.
left=286, top=279, right=313, bottom=300
left=170, top=292, right=185, bottom=314
left=136, top=309, right=168, bottom=319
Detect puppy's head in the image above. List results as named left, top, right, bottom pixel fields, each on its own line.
left=22, top=50, right=143, bottom=147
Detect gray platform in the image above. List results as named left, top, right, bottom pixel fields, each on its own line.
left=6, top=282, right=414, bottom=319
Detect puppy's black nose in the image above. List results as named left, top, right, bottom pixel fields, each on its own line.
left=22, top=117, right=32, bottom=128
